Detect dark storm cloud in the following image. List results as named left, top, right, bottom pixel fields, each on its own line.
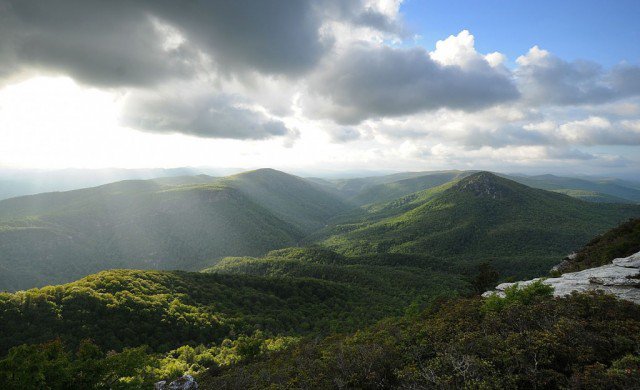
left=0, top=0, right=401, bottom=140
left=120, top=93, right=294, bottom=140
left=0, top=0, right=200, bottom=87
left=305, top=45, right=519, bottom=124
left=4, top=0, right=638, bottom=148
left=147, top=0, right=327, bottom=77
left=0, top=0, right=402, bottom=86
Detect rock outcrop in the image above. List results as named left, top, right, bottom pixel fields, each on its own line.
left=550, top=252, right=577, bottom=273
left=483, top=251, right=640, bottom=304
left=155, top=375, right=198, bottom=390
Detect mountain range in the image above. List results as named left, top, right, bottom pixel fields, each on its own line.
left=320, top=172, right=640, bottom=277
left=0, top=169, right=348, bottom=290
left=1, top=169, right=639, bottom=291
left=1, top=168, right=640, bottom=387
left=314, top=170, right=640, bottom=205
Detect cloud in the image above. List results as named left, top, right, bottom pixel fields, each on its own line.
left=148, top=0, right=329, bottom=77
left=0, top=0, right=639, bottom=175
left=611, top=64, right=640, bottom=96
left=430, top=30, right=504, bottom=70
left=557, top=116, right=640, bottom=145
left=0, top=0, right=404, bottom=87
left=541, top=146, right=596, bottom=161
left=120, top=90, right=294, bottom=140
left=326, top=127, right=362, bottom=143
left=304, top=33, right=519, bottom=124
left=516, top=46, right=640, bottom=106
left=0, top=0, right=404, bottom=141
left=370, top=102, right=640, bottom=151
left=0, top=1, right=203, bottom=87
left=398, top=142, right=625, bottom=174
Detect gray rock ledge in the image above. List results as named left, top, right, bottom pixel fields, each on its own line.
left=483, top=251, right=640, bottom=304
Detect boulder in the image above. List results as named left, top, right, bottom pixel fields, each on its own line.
left=155, top=375, right=198, bottom=390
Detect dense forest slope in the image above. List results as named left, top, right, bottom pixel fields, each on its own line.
left=201, top=218, right=640, bottom=389
left=0, top=259, right=464, bottom=357
left=0, top=169, right=353, bottom=291
left=321, top=172, right=640, bottom=277
left=350, top=170, right=472, bottom=205
left=2, top=201, right=640, bottom=388
left=219, top=168, right=352, bottom=233
left=204, top=247, right=467, bottom=314
left=0, top=267, right=415, bottom=388
left=203, top=290, right=640, bottom=389
left=0, top=269, right=367, bottom=356
left=556, top=217, right=640, bottom=273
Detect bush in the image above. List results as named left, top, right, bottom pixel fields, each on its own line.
left=482, top=279, right=554, bottom=312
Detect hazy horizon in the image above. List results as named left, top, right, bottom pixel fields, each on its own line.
left=2, top=165, right=640, bottom=182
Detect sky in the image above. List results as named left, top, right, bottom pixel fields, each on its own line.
left=0, top=0, right=639, bottom=178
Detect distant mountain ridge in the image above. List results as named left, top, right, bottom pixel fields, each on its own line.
left=0, top=167, right=242, bottom=201
left=320, top=172, right=640, bottom=278
left=2, top=171, right=640, bottom=389
left=2, top=168, right=640, bottom=291
left=505, top=173, right=640, bottom=203
left=313, top=170, right=640, bottom=205
left=0, top=169, right=351, bottom=291
left=219, top=168, right=351, bottom=233
left=350, top=171, right=472, bottom=205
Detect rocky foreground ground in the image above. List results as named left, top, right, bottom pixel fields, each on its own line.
left=484, top=251, right=640, bottom=304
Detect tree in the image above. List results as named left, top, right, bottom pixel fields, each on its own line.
left=471, top=262, right=499, bottom=295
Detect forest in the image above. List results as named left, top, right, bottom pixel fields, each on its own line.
left=1, top=171, right=639, bottom=389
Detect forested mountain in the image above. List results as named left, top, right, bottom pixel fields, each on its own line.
left=0, top=167, right=232, bottom=201
left=202, top=288, right=640, bottom=389
left=555, top=217, right=640, bottom=273
left=199, top=218, right=640, bottom=389
left=3, top=169, right=639, bottom=291
left=321, top=172, right=640, bottom=277
left=0, top=183, right=301, bottom=291
left=314, top=171, right=447, bottom=199
left=2, top=218, right=639, bottom=388
left=219, top=169, right=352, bottom=233
left=204, top=247, right=467, bottom=314
left=350, top=171, right=473, bottom=205
left=311, top=170, right=640, bottom=206
left=0, top=169, right=355, bottom=291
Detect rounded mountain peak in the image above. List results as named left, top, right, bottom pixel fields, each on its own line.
left=451, top=171, right=513, bottom=199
